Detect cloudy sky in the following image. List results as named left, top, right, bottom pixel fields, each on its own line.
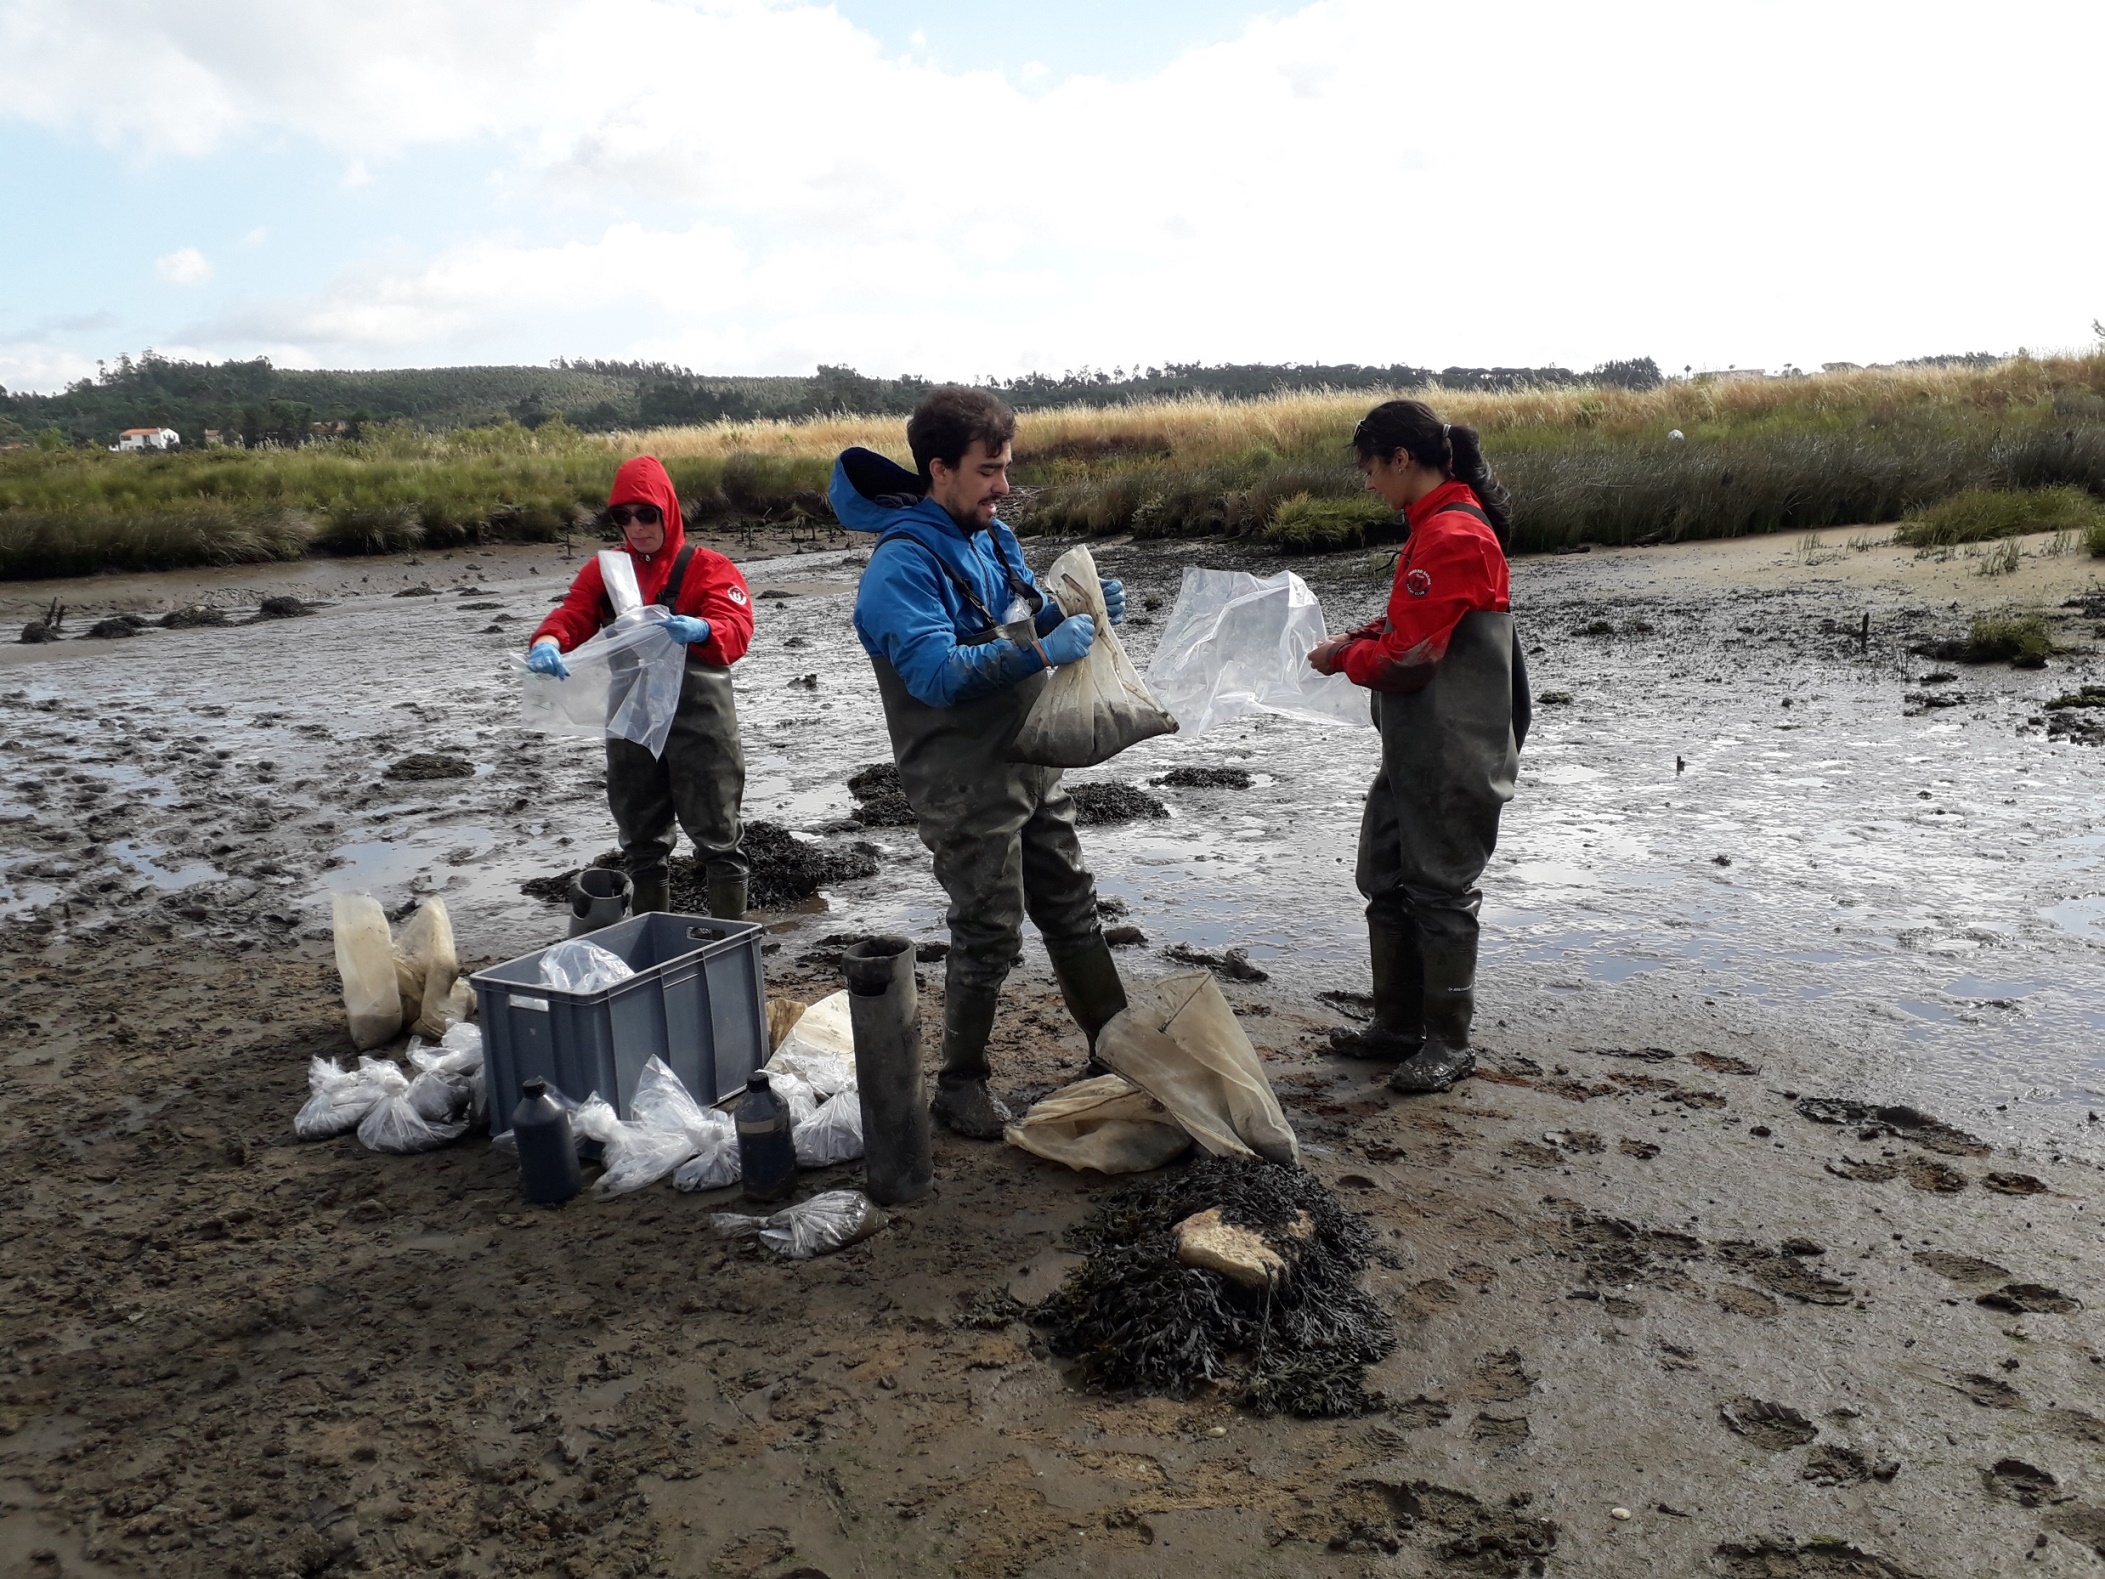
left=2, top=0, right=2100, bottom=392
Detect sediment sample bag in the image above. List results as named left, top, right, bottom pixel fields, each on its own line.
left=1004, top=1072, right=1195, bottom=1174
left=1144, top=566, right=1369, bottom=735
left=517, top=604, right=686, bottom=758
left=393, top=898, right=460, bottom=1040
left=333, top=892, right=403, bottom=1050
left=1097, top=971, right=1300, bottom=1166
left=1011, top=545, right=1179, bottom=767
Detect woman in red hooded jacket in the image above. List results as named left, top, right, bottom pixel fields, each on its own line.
left=528, top=456, right=756, bottom=918
left=1308, top=400, right=1530, bottom=1095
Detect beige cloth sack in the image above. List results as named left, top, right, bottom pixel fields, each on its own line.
left=1010, top=544, right=1179, bottom=768
left=333, top=893, right=403, bottom=1050
left=1004, top=1073, right=1194, bottom=1174
left=766, top=997, right=811, bottom=1053
left=1097, top=971, right=1300, bottom=1166
left=394, top=898, right=461, bottom=1040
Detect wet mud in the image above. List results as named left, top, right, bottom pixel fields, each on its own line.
left=1, top=528, right=2103, bottom=1576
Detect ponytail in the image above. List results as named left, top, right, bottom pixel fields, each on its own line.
left=1351, top=398, right=1514, bottom=548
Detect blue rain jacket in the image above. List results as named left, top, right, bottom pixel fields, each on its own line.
left=835, top=448, right=1066, bottom=708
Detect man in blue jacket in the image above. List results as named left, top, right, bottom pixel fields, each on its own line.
left=836, top=387, right=1129, bottom=1138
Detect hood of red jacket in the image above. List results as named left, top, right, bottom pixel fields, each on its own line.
left=609, top=455, right=686, bottom=570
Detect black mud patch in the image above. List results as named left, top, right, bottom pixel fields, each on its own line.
left=1982, top=1458, right=2058, bottom=1506
left=1162, top=943, right=1268, bottom=982
left=385, top=752, right=475, bottom=781
left=392, top=584, right=440, bottom=597
left=1794, top=1096, right=1989, bottom=1157
left=1911, top=1251, right=2011, bottom=1285
left=160, top=605, right=229, bottom=629
left=1719, top=1396, right=1817, bottom=1450
left=1550, top=1211, right=1703, bottom=1292
left=1152, top=766, right=1253, bottom=790
left=1715, top=1242, right=1854, bottom=1306
left=1103, top=924, right=1147, bottom=947
left=844, top=762, right=916, bottom=827
left=1330, top=1481, right=1557, bottom=1576
left=1714, top=1539, right=1925, bottom=1577
left=1617, top=1138, right=1660, bottom=1159
left=252, top=596, right=321, bottom=620
left=1068, top=781, right=1169, bottom=824
left=1902, top=1156, right=1968, bottom=1193
left=1802, top=1443, right=1898, bottom=1485
left=1470, top=1413, right=1529, bottom=1447
left=1975, top=1282, right=2080, bottom=1315
left=725, top=821, right=879, bottom=911
left=85, top=616, right=144, bottom=639
left=1983, top=1171, right=2048, bottom=1195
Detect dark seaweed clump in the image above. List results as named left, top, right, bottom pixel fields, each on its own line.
left=710, top=820, right=878, bottom=910
left=1033, top=1155, right=1394, bottom=1417
left=845, top=761, right=917, bottom=827
left=1152, top=766, right=1252, bottom=790
left=1068, top=781, right=1169, bottom=825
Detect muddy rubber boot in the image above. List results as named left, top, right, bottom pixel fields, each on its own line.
left=1329, top=924, right=1424, bottom=1060
left=931, top=982, right=1012, bottom=1140
left=705, top=873, right=747, bottom=921
left=1050, top=935, right=1128, bottom=1075
left=629, top=870, right=671, bottom=917
left=1389, top=935, right=1475, bottom=1094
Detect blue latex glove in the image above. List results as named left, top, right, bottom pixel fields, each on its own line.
left=1042, top=613, right=1097, bottom=667
left=1100, top=578, right=1126, bottom=624
left=526, top=639, right=569, bottom=680
left=662, top=614, right=712, bottom=646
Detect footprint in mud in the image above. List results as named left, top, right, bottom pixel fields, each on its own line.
left=1719, top=1396, right=1818, bottom=1450
left=1801, top=1443, right=1900, bottom=1486
left=1951, top=1372, right=2024, bottom=1409
left=1690, top=1051, right=1760, bottom=1075
left=1794, top=1096, right=1990, bottom=1158
left=2045, top=1408, right=2105, bottom=1445
left=1975, top=1282, right=2081, bottom=1315
left=1580, top=1045, right=1676, bottom=1062
left=1982, top=1457, right=2059, bottom=1506
left=1911, top=1250, right=2012, bottom=1285
left=1825, top=1157, right=1898, bottom=1183
left=1469, top=1350, right=1535, bottom=1402
left=1902, top=1156, right=1968, bottom=1193
left=2045, top=1505, right=2105, bottom=1558
left=1714, top=1242, right=1853, bottom=1306
left=1714, top=1539, right=1925, bottom=1578
left=1503, top=1140, right=1563, bottom=1168
left=1983, top=1171, right=2049, bottom=1195
left=1377, top=1396, right=1455, bottom=1432
left=1471, top=1412, right=1531, bottom=1447
left=1331, top=1480, right=1556, bottom=1575
left=1541, top=1129, right=1605, bottom=1154
left=1617, top=1138, right=1660, bottom=1159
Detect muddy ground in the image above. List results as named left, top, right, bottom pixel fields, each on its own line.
left=2, top=525, right=2103, bottom=1578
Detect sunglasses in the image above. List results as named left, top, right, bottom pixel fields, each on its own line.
left=608, top=503, right=663, bottom=528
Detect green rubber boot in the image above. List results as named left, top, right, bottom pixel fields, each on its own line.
left=1050, top=934, right=1129, bottom=1073
left=1328, top=924, right=1424, bottom=1060
left=931, top=980, right=1011, bottom=1140
left=1388, top=934, right=1475, bottom=1094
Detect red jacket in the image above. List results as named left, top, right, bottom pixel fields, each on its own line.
left=1340, top=479, right=1509, bottom=692
left=530, top=455, right=753, bottom=667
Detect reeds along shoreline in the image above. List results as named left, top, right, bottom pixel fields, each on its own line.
left=4, top=356, right=2104, bottom=578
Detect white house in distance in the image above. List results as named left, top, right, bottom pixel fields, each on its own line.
left=111, top=427, right=180, bottom=452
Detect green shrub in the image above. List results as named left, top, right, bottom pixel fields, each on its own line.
left=2087, top=515, right=2105, bottom=557
left=312, top=501, right=422, bottom=555
left=0, top=500, right=310, bottom=578
left=1965, top=611, right=2053, bottom=667
left=1265, top=492, right=1396, bottom=549
left=1895, top=485, right=2104, bottom=547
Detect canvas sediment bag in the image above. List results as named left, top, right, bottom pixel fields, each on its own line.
left=1009, top=545, right=1179, bottom=767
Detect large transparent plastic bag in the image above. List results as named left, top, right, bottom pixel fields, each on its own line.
left=332, top=893, right=402, bottom=1050
left=1097, top=971, right=1300, bottom=1166
left=793, top=1088, right=865, bottom=1167
left=712, top=1190, right=888, bottom=1259
left=358, top=1071, right=469, bottom=1153
left=408, top=1027, right=485, bottom=1126
left=295, top=1055, right=409, bottom=1140
left=1004, top=1072, right=1193, bottom=1174
left=573, top=1090, right=700, bottom=1198
left=1011, top=545, right=1179, bottom=767
left=1144, top=566, right=1370, bottom=736
left=516, top=603, right=686, bottom=758
left=538, top=938, right=635, bottom=993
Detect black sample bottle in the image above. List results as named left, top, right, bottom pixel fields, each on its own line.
left=736, top=1071, right=796, bottom=1204
left=512, top=1079, right=582, bottom=1206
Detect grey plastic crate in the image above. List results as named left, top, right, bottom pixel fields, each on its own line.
left=471, top=912, right=766, bottom=1132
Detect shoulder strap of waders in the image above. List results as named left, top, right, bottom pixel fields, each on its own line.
left=1431, top=501, right=1494, bottom=530
left=874, top=525, right=1002, bottom=635
left=656, top=545, right=698, bottom=610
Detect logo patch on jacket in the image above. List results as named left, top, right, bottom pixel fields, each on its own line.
left=1404, top=568, right=1432, bottom=597
left=729, top=588, right=748, bottom=606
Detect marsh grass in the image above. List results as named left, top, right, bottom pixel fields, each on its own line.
left=7, top=354, right=2105, bottom=576
left=1894, top=485, right=2105, bottom=547
left=1965, top=610, right=2054, bottom=665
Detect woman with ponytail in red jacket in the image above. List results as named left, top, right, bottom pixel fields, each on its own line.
left=1309, top=400, right=1530, bottom=1093
left=528, top=456, right=755, bottom=919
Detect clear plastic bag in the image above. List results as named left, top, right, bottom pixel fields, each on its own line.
left=332, top=893, right=403, bottom=1050
left=572, top=1087, right=700, bottom=1198
left=538, top=938, right=636, bottom=994
left=516, top=603, right=686, bottom=758
left=1012, top=545, right=1179, bottom=768
left=407, top=1028, right=485, bottom=1128
left=295, top=1055, right=409, bottom=1140
left=793, top=1088, right=866, bottom=1167
left=671, top=1113, right=741, bottom=1191
left=599, top=550, right=644, bottom=619
left=765, top=1068, right=820, bottom=1127
left=766, top=991, right=856, bottom=1096
left=1144, top=566, right=1371, bottom=735
left=357, top=1076, right=469, bottom=1153
left=711, top=1190, right=888, bottom=1259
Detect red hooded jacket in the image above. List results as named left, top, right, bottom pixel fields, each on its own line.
left=530, top=455, right=753, bottom=667
left=1340, top=479, right=1509, bottom=692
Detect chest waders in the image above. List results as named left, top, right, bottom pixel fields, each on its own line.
left=867, top=526, right=1129, bottom=1139
left=602, top=545, right=750, bottom=919
left=1334, top=506, right=1528, bottom=1094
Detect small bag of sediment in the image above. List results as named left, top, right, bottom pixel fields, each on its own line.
left=1010, top=545, right=1178, bottom=768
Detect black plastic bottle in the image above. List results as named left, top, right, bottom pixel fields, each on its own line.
left=736, top=1071, right=796, bottom=1204
left=512, top=1079, right=582, bottom=1206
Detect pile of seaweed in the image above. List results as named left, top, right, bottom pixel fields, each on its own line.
left=713, top=820, right=879, bottom=910
left=1068, top=781, right=1169, bottom=825
left=845, top=762, right=917, bottom=827
left=1033, top=1156, right=1394, bottom=1417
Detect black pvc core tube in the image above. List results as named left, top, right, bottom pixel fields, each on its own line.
left=844, top=935, right=933, bottom=1205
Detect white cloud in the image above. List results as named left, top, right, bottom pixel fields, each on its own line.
left=154, top=246, right=212, bottom=285
left=4, top=0, right=2104, bottom=375
left=340, top=158, right=372, bottom=189
left=0, top=340, right=98, bottom=392
left=242, top=226, right=268, bottom=246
